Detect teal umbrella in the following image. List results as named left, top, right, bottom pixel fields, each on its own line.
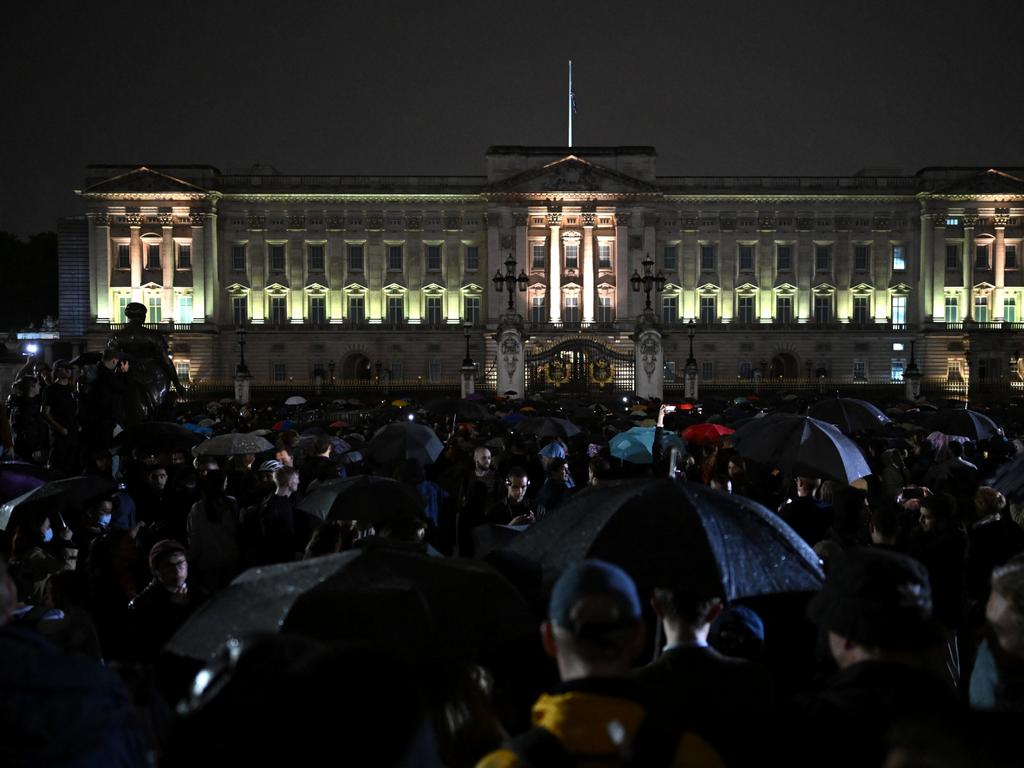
left=609, top=427, right=657, bottom=464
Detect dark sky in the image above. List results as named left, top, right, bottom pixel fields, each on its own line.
left=4, top=0, right=1023, bottom=237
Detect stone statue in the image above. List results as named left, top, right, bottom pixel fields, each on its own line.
left=107, top=302, right=181, bottom=423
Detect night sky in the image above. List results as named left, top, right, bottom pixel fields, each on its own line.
left=4, top=0, right=1023, bottom=237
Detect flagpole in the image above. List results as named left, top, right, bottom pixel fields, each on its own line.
left=568, top=60, right=573, bottom=147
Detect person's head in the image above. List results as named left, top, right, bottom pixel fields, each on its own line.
left=86, top=497, right=115, bottom=529
left=986, top=561, right=1024, bottom=660
left=918, top=492, right=956, bottom=534
left=275, top=466, right=300, bottom=494
left=170, top=448, right=189, bottom=467
left=795, top=476, right=821, bottom=498
left=727, top=456, right=746, bottom=480
left=149, top=539, right=188, bottom=592
left=16, top=375, right=40, bottom=398
left=52, top=361, right=71, bottom=383
left=869, top=505, right=900, bottom=545
left=473, top=446, right=492, bottom=473
left=974, top=486, right=1007, bottom=520
left=313, top=436, right=332, bottom=458
left=538, top=440, right=566, bottom=469
left=33, top=362, right=52, bottom=384
left=101, top=348, right=122, bottom=370
left=651, top=585, right=722, bottom=639
left=303, top=520, right=358, bottom=559
left=124, top=302, right=147, bottom=322
left=505, top=468, right=530, bottom=503
left=258, top=459, right=283, bottom=483
left=194, top=456, right=220, bottom=476
left=807, top=547, right=938, bottom=669
left=147, top=466, right=169, bottom=492
left=587, top=457, right=610, bottom=486
left=275, top=446, right=294, bottom=468
left=547, top=457, right=569, bottom=484
left=542, top=560, right=646, bottom=681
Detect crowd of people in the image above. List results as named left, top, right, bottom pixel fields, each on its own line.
left=1, top=350, right=1023, bottom=767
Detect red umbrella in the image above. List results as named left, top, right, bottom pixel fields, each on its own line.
left=682, top=423, right=736, bottom=445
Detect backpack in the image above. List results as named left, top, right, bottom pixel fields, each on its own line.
left=506, top=713, right=679, bottom=767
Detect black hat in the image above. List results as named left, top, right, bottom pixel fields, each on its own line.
left=807, top=547, right=939, bottom=651
left=548, top=560, right=642, bottom=639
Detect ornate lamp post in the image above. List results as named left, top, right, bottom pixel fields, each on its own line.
left=629, top=253, right=666, bottom=313
left=904, top=339, right=923, bottom=401
left=461, top=321, right=476, bottom=398
left=683, top=318, right=699, bottom=400
left=493, top=253, right=529, bottom=313
left=234, top=326, right=251, bottom=404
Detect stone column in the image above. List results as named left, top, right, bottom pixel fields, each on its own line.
left=615, top=212, right=631, bottom=319
left=130, top=224, right=142, bottom=303
left=486, top=212, right=503, bottom=324
left=582, top=214, right=595, bottom=323
left=191, top=220, right=207, bottom=323
left=327, top=229, right=344, bottom=322
left=548, top=209, right=561, bottom=322
left=445, top=225, right=463, bottom=323
left=634, top=316, right=664, bottom=401
left=513, top=211, right=528, bottom=316
left=495, top=315, right=527, bottom=398
left=872, top=227, right=890, bottom=324
left=203, top=211, right=219, bottom=324
left=795, top=227, right=812, bottom=322
left=681, top=218, right=698, bottom=318
left=932, top=216, right=947, bottom=323
left=920, top=213, right=934, bottom=321
left=963, top=213, right=977, bottom=321
left=758, top=216, right=775, bottom=323
left=162, top=224, right=175, bottom=322
left=90, top=213, right=111, bottom=322
left=993, top=209, right=1009, bottom=322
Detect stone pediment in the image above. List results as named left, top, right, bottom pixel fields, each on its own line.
left=84, top=166, right=207, bottom=194
left=932, top=169, right=1024, bottom=196
left=486, top=155, right=659, bottom=195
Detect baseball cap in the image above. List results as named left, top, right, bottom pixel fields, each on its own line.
left=149, top=539, right=187, bottom=572
left=548, top=560, right=642, bottom=638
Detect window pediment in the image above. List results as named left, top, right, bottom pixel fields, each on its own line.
left=697, top=282, right=720, bottom=295
left=265, top=283, right=288, bottom=296
left=383, top=283, right=407, bottom=295
left=889, top=282, right=912, bottom=294
left=850, top=282, right=874, bottom=294
left=774, top=282, right=797, bottom=294
left=344, top=282, right=367, bottom=293
left=304, top=282, right=329, bottom=294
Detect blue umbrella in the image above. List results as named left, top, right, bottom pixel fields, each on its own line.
left=609, top=427, right=657, bottom=464
left=501, top=412, right=527, bottom=425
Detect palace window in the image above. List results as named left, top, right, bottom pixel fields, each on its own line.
left=776, top=245, right=791, bottom=271
left=530, top=295, right=546, bottom=323
left=699, top=296, right=716, bottom=325
left=232, top=244, right=247, bottom=272
left=975, top=244, right=990, bottom=269
left=662, top=295, right=678, bottom=325
left=974, top=294, right=990, bottom=323
left=945, top=244, right=959, bottom=271
left=428, top=359, right=442, bottom=383
left=117, top=294, right=131, bottom=324
left=853, top=360, right=867, bottom=381
left=599, top=243, right=613, bottom=269
left=176, top=243, right=191, bottom=270
left=175, top=360, right=190, bottom=382
left=776, top=295, right=792, bottom=324
left=814, top=295, right=832, bottom=324
left=892, top=245, right=906, bottom=271
left=309, top=295, right=326, bottom=326
left=146, top=243, right=161, bottom=270
left=270, top=296, right=287, bottom=326
left=1007, top=245, right=1018, bottom=269
left=701, top=361, right=714, bottom=380
left=738, top=245, right=755, bottom=271
left=426, top=296, right=443, bottom=326
left=1004, top=296, right=1017, bottom=322
left=232, top=295, right=247, bottom=326
left=563, top=295, right=580, bottom=324
left=463, top=295, right=481, bottom=326
left=854, top=245, right=870, bottom=271
left=564, top=243, right=579, bottom=270
left=891, top=295, right=907, bottom=326
left=532, top=244, right=546, bottom=269
left=700, top=245, right=715, bottom=271
left=146, top=294, right=162, bottom=323
left=815, top=245, right=831, bottom=272
left=426, top=245, right=442, bottom=271
left=891, top=359, right=906, bottom=381
left=853, top=296, right=870, bottom=326
left=273, top=363, right=287, bottom=382
left=737, top=296, right=755, bottom=325
left=348, top=296, right=365, bottom=324
left=465, top=246, right=480, bottom=271
left=116, top=244, right=130, bottom=270
left=348, top=245, right=364, bottom=272
left=269, top=244, right=285, bottom=272
left=944, top=296, right=958, bottom=324
left=597, top=296, right=613, bottom=322
left=308, top=244, right=325, bottom=272
left=178, top=294, right=193, bottom=324
left=388, top=245, right=403, bottom=271
left=387, top=296, right=405, bottom=325
left=662, top=245, right=677, bottom=270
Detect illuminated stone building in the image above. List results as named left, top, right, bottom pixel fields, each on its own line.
left=66, top=147, right=1024, bottom=393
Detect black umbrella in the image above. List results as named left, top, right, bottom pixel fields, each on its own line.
left=0, top=461, right=59, bottom=504
left=732, top=413, right=871, bottom=484
left=193, top=432, right=275, bottom=457
left=506, top=478, right=823, bottom=599
left=808, top=397, right=892, bottom=435
left=295, top=476, right=424, bottom=523
left=111, top=421, right=201, bottom=455
left=987, top=453, right=1024, bottom=504
left=512, top=416, right=582, bottom=439
left=423, top=398, right=490, bottom=421
left=927, top=409, right=1003, bottom=441
left=366, top=423, right=444, bottom=466
left=164, top=545, right=537, bottom=663
left=0, top=474, right=115, bottom=531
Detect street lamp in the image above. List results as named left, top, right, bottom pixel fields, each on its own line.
left=683, top=318, right=699, bottom=400
left=629, top=253, right=666, bottom=312
left=463, top=322, right=474, bottom=368
left=492, top=252, right=528, bottom=312
left=904, top=339, right=922, bottom=400
left=235, top=326, right=249, bottom=376
left=328, top=359, right=335, bottom=382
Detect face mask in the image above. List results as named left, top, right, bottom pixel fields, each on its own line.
left=98, top=514, right=112, bottom=528
left=42, top=528, right=54, bottom=543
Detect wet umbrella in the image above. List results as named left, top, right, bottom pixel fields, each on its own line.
left=732, top=413, right=871, bottom=484
left=164, top=545, right=537, bottom=663
left=1, top=475, right=115, bottom=531
left=987, top=453, right=1024, bottom=503
left=513, top=416, right=582, bottom=439
left=506, top=478, right=823, bottom=599
left=111, top=421, right=201, bottom=455
left=284, top=396, right=307, bottom=406
left=808, top=398, right=892, bottom=435
left=367, top=422, right=444, bottom=466
left=193, top=432, right=275, bottom=457
left=424, top=398, right=490, bottom=421
left=0, top=462, right=58, bottom=505
left=609, top=427, right=657, bottom=464
left=681, top=423, right=736, bottom=445
left=295, top=476, right=424, bottom=523
left=927, top=409, right=1002, bottom=441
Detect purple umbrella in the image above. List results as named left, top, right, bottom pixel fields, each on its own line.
left=0, top=462, right=55, bottom=505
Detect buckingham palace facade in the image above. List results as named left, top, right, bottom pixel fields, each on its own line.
left=61, top=146, right=1024, bottom=394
